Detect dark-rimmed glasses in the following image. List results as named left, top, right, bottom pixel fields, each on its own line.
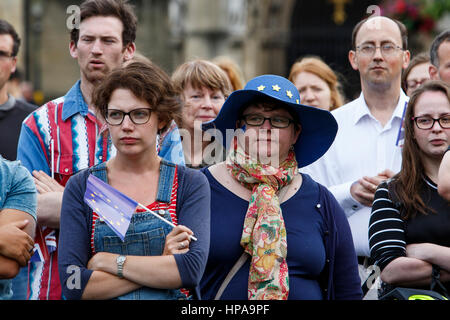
left=241, top=114, right=294, bottom=129
left=106, top=108, right=153, bottom=126
left=412, top=115, right=450, bottom=130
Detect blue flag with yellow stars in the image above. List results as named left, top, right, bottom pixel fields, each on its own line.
left=84, top=174, right=137, bottom=241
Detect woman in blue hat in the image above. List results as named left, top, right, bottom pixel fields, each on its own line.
left=199, top=74, right=362, bottom=300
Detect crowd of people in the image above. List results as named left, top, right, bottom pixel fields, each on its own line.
left=0, top=0, right=449, bottom=301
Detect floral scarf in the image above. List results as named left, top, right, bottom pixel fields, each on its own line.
left=226, top=138, right=298, bottom=300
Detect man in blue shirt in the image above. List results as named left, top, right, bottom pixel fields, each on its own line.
left=0, top=156, right=36, bottom=299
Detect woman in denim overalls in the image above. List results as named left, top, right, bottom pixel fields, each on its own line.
left=58, top=61, right=211, bottom=300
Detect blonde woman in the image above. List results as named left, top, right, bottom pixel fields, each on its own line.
left=200, top=75, right=362, bottom=300
left=172, top=59, right=232, bottom=169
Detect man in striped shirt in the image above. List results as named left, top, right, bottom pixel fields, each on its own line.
left=16, top=0, right=184, bottom=300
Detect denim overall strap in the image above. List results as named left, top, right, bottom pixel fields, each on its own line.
left=89, top=161, right=108, bottom=182
left=156, top=160, right=177, bottom=203
left=89, top=160, right=188, bottom=300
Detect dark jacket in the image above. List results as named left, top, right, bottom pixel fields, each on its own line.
left=316, top=181, right=363, bottom=299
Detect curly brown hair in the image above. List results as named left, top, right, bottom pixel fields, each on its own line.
left=92, top=61, right=182, bottom=132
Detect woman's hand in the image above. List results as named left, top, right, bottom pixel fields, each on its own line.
left=163, top=225, right=194, bottom=255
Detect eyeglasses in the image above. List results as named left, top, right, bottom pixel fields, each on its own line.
left=105, top=108, right=153, bottom=126
left=241, top=114, right=294, bottom=129
left=355, top=43, right=403, bottom=57
left=412, top=115, right=450, bottom=130
left=0, top=50, right=13, bottom=60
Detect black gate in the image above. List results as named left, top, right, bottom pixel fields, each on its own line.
left=286, top=0, right=382, bottom=102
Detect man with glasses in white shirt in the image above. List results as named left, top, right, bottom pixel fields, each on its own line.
left=302, top=17, right=411, bottom=295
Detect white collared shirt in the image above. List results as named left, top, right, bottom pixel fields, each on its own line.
left=302, top=90, right=409, bottom=256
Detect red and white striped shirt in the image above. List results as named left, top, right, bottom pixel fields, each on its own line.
left=90, top=168, right=190, bottom=297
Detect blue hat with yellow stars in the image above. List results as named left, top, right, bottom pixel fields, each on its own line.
left=202, top=74, right=338, bottom=168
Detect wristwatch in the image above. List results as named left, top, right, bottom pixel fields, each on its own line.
left=116, top=255, right=126, bottom=278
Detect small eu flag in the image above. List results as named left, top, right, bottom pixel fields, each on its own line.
left=395, top=102, right=408, bottom=147
left=84, top=174, right=137, bottom=241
